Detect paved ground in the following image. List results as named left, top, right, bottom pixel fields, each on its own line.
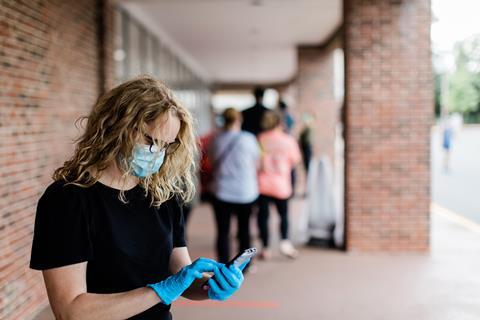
left=34, top=199, right=480, bottom=320
left=432, top=125, right=480, bottom=223
left=170, top=199, right=480, bottom=320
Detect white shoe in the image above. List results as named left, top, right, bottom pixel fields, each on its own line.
left=280, top=240, right=299, bottom=259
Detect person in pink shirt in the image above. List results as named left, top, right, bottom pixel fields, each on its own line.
left=257, top=111, right=301, bottom=259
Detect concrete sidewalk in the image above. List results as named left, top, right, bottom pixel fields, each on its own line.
left=34, top=198, right=480, bottom=320
left=173, top=199, right=480, bottom=320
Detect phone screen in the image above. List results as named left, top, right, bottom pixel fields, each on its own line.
left=227, top=247, right=257, bottom=268
left=203, top=248, right=257, bottom=288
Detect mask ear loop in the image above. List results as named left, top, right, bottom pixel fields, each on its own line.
left=135, top=130, right=156, bottom=175
left=147, top=126, right=163, bottom=173
left=146, top=113, right=172, bottom=174
left=151, top=147, right=161, bottom=173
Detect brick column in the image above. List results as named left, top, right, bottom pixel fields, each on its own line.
left=0, top=1, right=114, bottom=318
left=296, top=41, right=342, bottom=162
left=344, top=0, right=433, bottom=251
left=98, top=0, right=116, bottom=92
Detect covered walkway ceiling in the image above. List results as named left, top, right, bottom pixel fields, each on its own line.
left=121, top=0, right=342, bottom=85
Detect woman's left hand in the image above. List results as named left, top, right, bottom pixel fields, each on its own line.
left=206, top=260, right=249, bottom=301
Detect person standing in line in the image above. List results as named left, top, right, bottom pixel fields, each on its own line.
left=299, top=113, right=314, bottom=196
left=208, top=108, right=260, bottom=264
left=181, top=129, right=218, bottom=228
left=240, top=87, right=268, bottom=253
left=257, top=111, right=301, bottom=260
left=242, top=87, right=269, bottom=136
left=29, top=77, right=248, bottom=320
left=198, top=129, right=217, bottom=203
left=278, top=99, right=297, bottom=196
left=278, top=99, right=294, bottom=134
left=442, top=115, right=454, bottom=172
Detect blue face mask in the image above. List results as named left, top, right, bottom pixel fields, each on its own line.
left=130, top=144, right=166, bottom=178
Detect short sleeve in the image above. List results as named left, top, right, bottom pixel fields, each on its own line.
left=30, top=182, right=93, bottom=270
left=169, top=198, right=187, bottom=248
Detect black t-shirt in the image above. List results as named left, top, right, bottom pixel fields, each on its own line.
left=30, top=180, right=187, bottom=320
left=241, top=103, right=269, bottom=136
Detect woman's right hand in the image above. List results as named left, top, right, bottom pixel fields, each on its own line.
left=147, top=257, right=219, bottom=305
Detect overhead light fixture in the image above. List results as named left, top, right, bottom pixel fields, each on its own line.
left=251, top=0, right=263, bottom=7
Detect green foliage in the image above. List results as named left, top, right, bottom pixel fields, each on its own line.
left=446, top=35, right=480, bottom=120
left=447, top=68, right=479, bottom=113
left=464, top=111, right=480, bottom=124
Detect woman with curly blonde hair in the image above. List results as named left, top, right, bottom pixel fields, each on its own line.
left=30, top=77, right=249, bottom=320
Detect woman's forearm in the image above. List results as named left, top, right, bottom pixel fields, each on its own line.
left=63, top=287, right=161, bottom=320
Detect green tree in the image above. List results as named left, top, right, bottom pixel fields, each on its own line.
left=447, top=68, right=479, bottom=113
left=447, top=36, right=480, bottom=120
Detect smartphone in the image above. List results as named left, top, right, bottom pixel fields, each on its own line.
left=226, top=247, right=257, bottom=268
left=203, top=247, right=257, bottom=288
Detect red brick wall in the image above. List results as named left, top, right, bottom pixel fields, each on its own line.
left=295, top=38, right=343, bottom=163
left=344, top=0, right=433, bottom=251
left=100, top=0, right=116, bottom=92
left=0, top=1, right=112, bottom=318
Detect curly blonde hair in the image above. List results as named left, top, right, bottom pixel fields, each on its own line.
left=53, top=76, right=198, bottom=206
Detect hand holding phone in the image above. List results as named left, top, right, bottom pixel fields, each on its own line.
left=203, top=248, right=257, bottom=300
left=203, top=248, right=257, bottom=289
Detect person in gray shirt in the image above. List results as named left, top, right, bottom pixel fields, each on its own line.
left=208, top=108, right=260, bottom=264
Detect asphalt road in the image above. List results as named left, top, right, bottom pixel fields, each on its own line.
left=431, top=125, right=480, bottom=223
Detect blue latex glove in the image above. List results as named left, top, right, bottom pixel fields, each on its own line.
left=207, top=259, right=249, bottom=301
left=148, top=257, right=219, bottom=305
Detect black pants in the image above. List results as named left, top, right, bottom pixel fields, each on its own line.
left=257, top=195, right=289, bottom=248
left=291, top=168, right=296, bottom=197
left=301, top=145, right=312, bottom=176
left=212, top=198, right=253, bottom=264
